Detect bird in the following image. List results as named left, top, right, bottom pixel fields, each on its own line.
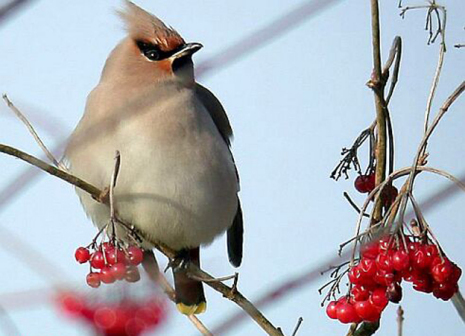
left=64, top=1, right=243, bottom=315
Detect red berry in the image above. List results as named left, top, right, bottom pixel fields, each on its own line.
left=370, top=288, right=388, bottom=311
left=86, top=272, right=101, bottom=288
left=411, top=246, right=433, bottom=269
left=127, top=246, right=144, bottom=266
left=407, top=241, right=421, bottom=257
left=431, top=258, right=453, bottom=283
left=433, top=282, right=458, bottom=301
left=90, top=251, right=105, bottom=269
left=58, top=292, right=85, bottom=316
left=361, top=241, right=379, bottom=259
left=359, top=258, right=377, bottom=278
left=125, top=265, right=141, bottom=283
left=136, top=304, right=163, bottom=326
left=412, top=273, right=433, bottom=293
left=106, top=248, right=126, bottom=266
left=377, top=237, right=391, bottom=253
left=100, top=266, right=116, bottom=284
left=349, top=265, right=376, bottom=286
left=326, top=301, right=339, bottom=319
left=354, top=300, right=380, bottom=321
left=354, top=174, right=375, bottom=193
left=337, top=302, right=359, bottom=324
left=110, top=263, right=127, bottom=280
left=449, top=263, right=462, bottom=283
left=93, top=306, right=118, bottom=330
left=376, top=253, right=393, bottom=272
left=75, top=247, right=90, bottom=264
left=400, top=267, right=414, bottom=282
left=424, top=244, right=439, bottom=259
left=392, top=250, right=410, bottom=271
left=125, top=316, right=147, bottom=335
left=351, top=285, right=371, bottom=302
left=386, top=282, right=403, bottom=303
left=374, top=269, right=397, bottom=286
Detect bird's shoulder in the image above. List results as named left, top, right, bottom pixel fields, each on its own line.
left=194, top=83, right=233, bottom=146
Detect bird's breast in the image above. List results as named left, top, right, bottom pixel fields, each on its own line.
left=67, top=85, right=238, bottom=249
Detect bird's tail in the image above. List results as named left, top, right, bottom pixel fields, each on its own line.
left=174, top=247, right=206, bottom=315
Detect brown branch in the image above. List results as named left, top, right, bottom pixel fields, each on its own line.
left=0, top=144, right=284, bottom=336
left=0, top=144, right=101, bottom=199
left=369, top=0, right=387, bottom=224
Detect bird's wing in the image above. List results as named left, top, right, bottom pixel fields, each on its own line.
left=195, top=83, right=243, bottom=267
left=195, top=83, right=233, bottom=146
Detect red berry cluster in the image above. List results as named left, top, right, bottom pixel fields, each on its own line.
left=326, top=236, right=462, bottom=324
left=75, top=242, right=144, bottom=288
left=58, top=291, right=166, bottom=336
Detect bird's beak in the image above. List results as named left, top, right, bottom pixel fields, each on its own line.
left=171, top=42, right=203, bottom=59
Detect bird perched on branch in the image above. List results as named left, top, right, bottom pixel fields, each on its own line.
left=65, top=1, right=243, bottom=315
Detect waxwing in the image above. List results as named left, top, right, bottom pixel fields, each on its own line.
left=65, top=1, right=243, bottom=315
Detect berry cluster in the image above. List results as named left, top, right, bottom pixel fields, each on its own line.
left=58, top=291, right=166, bottom=336
left=326, top=236, right=462, bottom=324
left=75, top=242, right=144, bottom=288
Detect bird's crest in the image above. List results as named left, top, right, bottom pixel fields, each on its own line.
left=118, top=1, right=185, bottom=52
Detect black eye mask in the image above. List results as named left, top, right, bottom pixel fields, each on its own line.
left=136, top=40, right=186, bottom=61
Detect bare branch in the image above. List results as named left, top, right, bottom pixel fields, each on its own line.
left=451, top=291, right=465, bottom=323
left=368, top=0, right=388, bottom=223
left=0, top=144, right=101, bottom=200
left=397, top=306, right=404, bottom=336
left=2, top=94, right=65, bottom=170
left=0, top=145, right=284, bottom=336
left=291, top=317, right=303, bottom=336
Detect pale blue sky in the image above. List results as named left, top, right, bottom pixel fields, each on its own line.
left=0, top=0, right=464, bottom=335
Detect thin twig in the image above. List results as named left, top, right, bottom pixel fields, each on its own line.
left=397, top=80, right=465, bottom=224
left=291, top=317, right=303, bottom=336
left=383, top=36, right=402, bottom=105
left=2, top=94, right=66, bottom=170
left=423, top=41, right=445, bottom=135
left=397, top=306, right=404, bottom=336
left=108, top=151, right=121, bottom=239
left=187, top=273, right=238, bottom=283
left=343, top=192, right=370, bottom=218
left=0, top=144, right=101, bottom=199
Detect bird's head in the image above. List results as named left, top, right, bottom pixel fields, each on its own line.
left=101, top=1, right=202, bottom=86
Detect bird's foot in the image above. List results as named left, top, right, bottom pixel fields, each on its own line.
left=176, top=301, right=207, bottom=315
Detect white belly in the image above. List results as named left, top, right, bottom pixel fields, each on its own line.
left=66, top=85, right=238, bottom=250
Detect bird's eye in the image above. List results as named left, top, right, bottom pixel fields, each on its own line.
left=144, top=49, right=160, bottom=61
left=136, top=40, right=162, bottom=61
